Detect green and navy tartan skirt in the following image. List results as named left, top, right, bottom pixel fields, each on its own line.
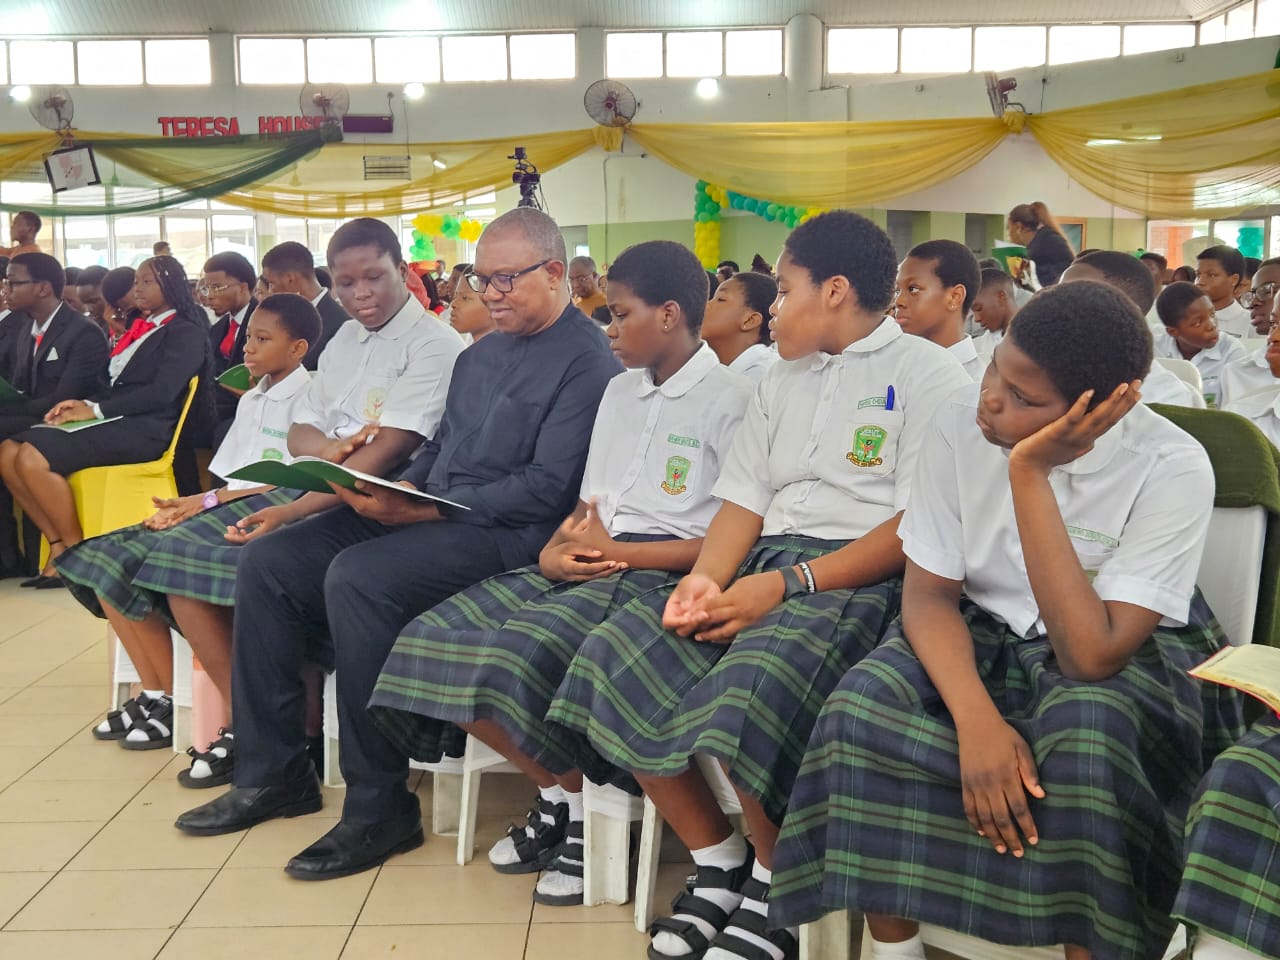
left=1173, top=718, right=1280, bottom=959
left=769, top=594, right=1244, bottom=960
left=368, top=535, right=677, bottom=767
left=544, top=535, right=903, bottom=823
left=55, top=490, right=300, bottom=623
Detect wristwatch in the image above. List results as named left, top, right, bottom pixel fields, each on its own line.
left=779, top=565, right=809, bottom=601
left=202, top=490, right=220, bottom=510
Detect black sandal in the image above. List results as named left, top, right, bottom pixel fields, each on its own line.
left=178, top=728, right=235, bottom=788
left=23, top=541, right=61, bottom=588
left=490, top=796, right=569, bottom=875
left=120, top=695, right=174, bottom=751
left=647, top=843, right=756, bottom=960
left=705, top=878, right=798, bottom=960
left=532, top=821, right=586, bottom=906
left=92, top=694, right=152, bottom=741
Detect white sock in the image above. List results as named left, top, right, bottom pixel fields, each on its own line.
left=705, top=859, right=796, bottom=960
left=868, top=932, right=927, bottom=960
left=488, top=787, right=568, bottom=868
left=535, top=793, right=586, bottom=901
left=651, top=832, right=748, bottom=958
left=142, top=689, right=164, bottom=701
left=562, top=788, right=584, bottom=823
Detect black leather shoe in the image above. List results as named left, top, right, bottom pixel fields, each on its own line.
left=174, top=771, right=322, bottom=836
left=285, top=806, right=424, bottom=881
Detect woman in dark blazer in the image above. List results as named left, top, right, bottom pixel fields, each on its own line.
left=0, top=256, right=212, bottom=586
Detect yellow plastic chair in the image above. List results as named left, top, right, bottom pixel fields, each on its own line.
left=39, top=376, right=200, bottom=566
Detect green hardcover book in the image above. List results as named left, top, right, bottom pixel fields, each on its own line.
left=990, top=243, right=1028, bottom=276
left=0, top=375, right=24, bottom=401
left=226, top=456, right=471, bottom=511
left=33, top=416, right=124, bottom=433
left=216, top=364, right=254, bottom=391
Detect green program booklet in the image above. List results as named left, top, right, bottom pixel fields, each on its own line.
left=33, top=416, right=123, bottom=433
left=226, top=456, right=471, bottom=511
left=216, top=364, right=254, bottom=391
left=0, top=375, right=24, bottom=401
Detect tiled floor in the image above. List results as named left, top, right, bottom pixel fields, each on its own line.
left=0, top=579, right=961, bottom=959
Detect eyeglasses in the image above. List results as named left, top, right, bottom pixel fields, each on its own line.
left=1242, top=282, right=1278, bottom=308
left=466, top=259, right=551, bottom=295
left=197, top=282, right=235, bottom=296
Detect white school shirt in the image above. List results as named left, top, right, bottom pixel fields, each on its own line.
left=208, top=366, right=312, bottom=491
left=580, top=344, right=753, bottom=539
left=1215, top=299, right=1253, bottom=340
left=1142, top=361, right=1206, bottom=409
left=727, top=343, right=778, bottom=384
left=713, top=319, right=972, bottom=540
left=1153, top=331, right=1248, bottom=409
left=1220, top=344, right=1277, bottom=408
left=972, top=329, right=1003, bottom=359
left=292, top=294, right=464, bottom=441
left=1225, top=384, right=1280, bottom=450
left=948, top=336, right=986, bottom=380
left=900, top=384, right=1214, bottom=636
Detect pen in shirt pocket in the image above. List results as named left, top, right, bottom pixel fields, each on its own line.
left=885, top=385, right=896, bottom=411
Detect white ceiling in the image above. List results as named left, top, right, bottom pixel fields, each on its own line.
left=0, top=0, right=1238, bottom=35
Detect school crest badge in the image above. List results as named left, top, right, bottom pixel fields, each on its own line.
left=661, top=456, right=691, bottom=495
left=363, top=387, right=387, bottom=421
left=847, top=425, right=887, bottom=467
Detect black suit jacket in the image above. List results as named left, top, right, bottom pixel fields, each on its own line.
left=307, top=292, right=350, bottom=369
left=0, top=304, right=109, bottom=419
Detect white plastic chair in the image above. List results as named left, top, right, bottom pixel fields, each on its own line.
left=634, top=754, right=747, bottom=932
left=582, top=778, right=644, bottom=905
left=797, top=500, right=1268, bottom=960
left=1156, top=356, right=1204, bottom=395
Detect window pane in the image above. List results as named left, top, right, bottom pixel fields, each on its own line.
left=1260, top=0, right=1280, bottom=35
left=441, top=35, right=507, bottom=82
left=1227, top=2, right=1256, bottom=40
left=509, top=33, right=576, bottom=80
left=10, top=40, right=74, bottom=84
left=606, top=32, right=663, bottom=78
left=374, top=36, right=440, bottom=83
left=239, top=38, right=305, bottom=84
left=1123, top=24, right=1197, bottom=55
left=145, top=39, right=211, bottom=84
left=1200, top=14, right=1226, bottom=44
left=726, top=30, right=783, bottom=76
left=1049, top=25, right=1121, bottom=64
left=666, top=31, right=723, bottom=77
left=78, top=40, right=143, bottom=85
left=827, top=28, right=898, bottom=74
left=0, top=43, right=8, bottom=84
left=211, top=214, right=256, bottom=263
left=162, top=216, right=209, bottom=276
left=974, top=26, right=1046, bottom=71
left=115, top=216, right=163, bottom=269
left=901, top=27, right=971, bottom=73
left=63, top=216, right=110, bottom=269
left=307, top=37, right=372, bottom=83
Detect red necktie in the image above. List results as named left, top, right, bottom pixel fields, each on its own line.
left=219, top=314, right=238, bottom=359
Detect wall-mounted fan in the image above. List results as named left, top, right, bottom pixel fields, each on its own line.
left=984, top=72, right=1025, bottom=117
left=29, top=85, right=74, bottom=132
left=584, top=79, right=639, bottom=128
left=300, top=83, right=350, bottom=123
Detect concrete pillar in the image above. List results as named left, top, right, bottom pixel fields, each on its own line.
left=784, top=14, right=823, bottom=120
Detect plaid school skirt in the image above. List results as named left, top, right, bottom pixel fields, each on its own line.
left=544, top=535, right=903, bottom=823
left=55, top=489, right=300, bottom=623
left=1173, top=718, right=1280, bottom=959
left=769, top=595, right=1244, bottom=960
left=368, top=539, right=677, bottom=767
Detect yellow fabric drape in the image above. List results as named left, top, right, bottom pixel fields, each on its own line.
left=1025, top=70, right=1280, bottom=219
left=2, top=70, right=1276, bottom=220
left=626, top=118, right=1009, bottom=210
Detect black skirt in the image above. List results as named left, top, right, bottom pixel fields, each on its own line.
left=12, top=416, right=173, bottom=476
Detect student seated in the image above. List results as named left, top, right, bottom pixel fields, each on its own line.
left=970, top=268, right=1018, bottom=357
left=1060, top=249, right=1204, bottom=408
left=1224, top=294, right=1280, bottom=448
left=1219, top=257, right=1280, bottom=407
left=443, top=268, right=497, bottom=344
left=1154, top=280, right=1248, bottom=408
left=0, top=256, right=211, bottom=588
left=0, top=253, right=109, bottom=442
left=1173, top=718, right=1280, bottom=960
left=259, top=241, right=349, bottom=366
left=769, top=280, right=1243, bottom=960
left=893, top=239, right=984, bottom=378
left=1196, top=244, right=1252, bottom=339
left=55, top=220, right=464, bottom=768
left=544, top=212, right=970, bottom=960
left=368, top=240, right=753, bottom=907
left=701, top=270, right=779, bottom=382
